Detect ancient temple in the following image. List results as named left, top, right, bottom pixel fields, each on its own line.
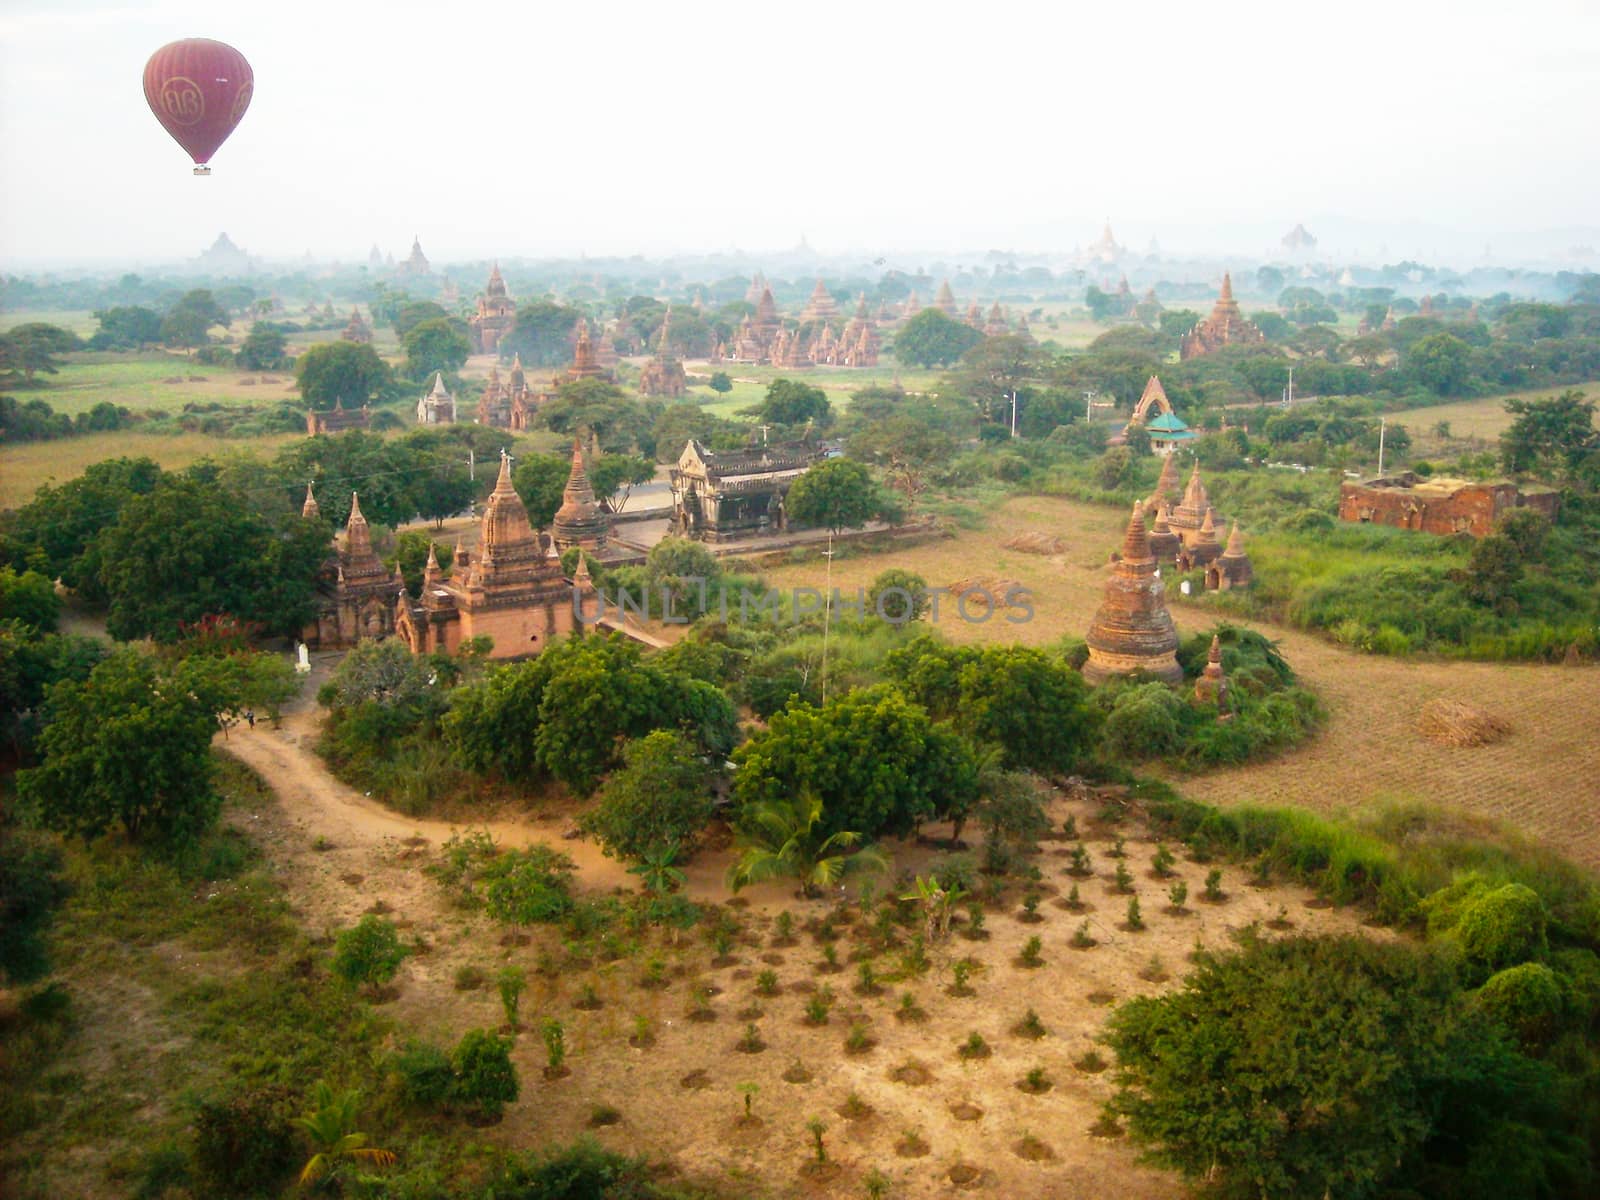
left=416, top=372, right=456, bottom=425
left=1281, top=224, right=1317, bottom=255
left=301, top=483, right=320, bottom=520
left=394, top=453, right=584, bottom=660
left=305, top=401, right=371, bottom=437
left=341, top=308, right=372, bottom=344
left=669, top=439, right=822, bottom=541
left=1168, top=461, right=1219, bottom=547
left=963, top=301, right=983, bottom=330
left=1208, top=522, right=1253, bottom=590
left=1085, top=221, right=1124, bottom=265
left=551, top=439, right=611, bottom=552
left=1147, top=502, right=1182, bottom=562
left=903, top=291, right=923, bottom=319
left=469, top=263, right=516, bottom=353
left=566, top=319, right=612, bottom=381
left=1193, top=634, right=1230, bottom=713
left=1082, top=501, right=1183, bottom=685
left=837, top=295, right=880, bottom=367
left=638, top=306, right=688, bottom=397
left=305, top=491, right=402, bottom=648
left=731, top=287, right=784, bottom=363
left=800, top=279, right=840, bottom=323
left=399, top=235, right=431, bottom=276
left=1179, top=274, right=1266, bottom=360
left=983, top=302, right=1010, bottom=337
left=1145, top=445, right=1182, bottom=512
left=934, top=280, right=958, bottom=315
left=745, top=272, right=770, bottom=305
left=1179, top=509, right=1223, bottom=571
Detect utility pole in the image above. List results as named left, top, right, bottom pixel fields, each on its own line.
left=468, top=448, right=474, bottom=483
left=1009, top=389, right=1018, bottom=437
left=820, top=531, right=835, bottom=704
left=1084, top=389, right=1097, bottom=422
left=1377, top=418, right=1387, bottom=476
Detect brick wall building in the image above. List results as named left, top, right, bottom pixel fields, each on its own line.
left=1338, top=473, right=1559, bottom=538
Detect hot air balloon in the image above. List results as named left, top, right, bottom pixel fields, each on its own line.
left=142, top=38, right=253, bottom=175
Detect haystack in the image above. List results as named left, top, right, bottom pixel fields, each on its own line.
left=1417, top=698, right=1511, bottom=747
left=947, top=576, right=1028, bottom=609
left=1002, top=531, right=1065, bottom=555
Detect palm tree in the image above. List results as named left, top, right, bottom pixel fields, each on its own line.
left=628, top=843, right=687, bottom=896
left=294, top=1082, right=395, bottom=1189
left=726, top=789, right=887, bottom=898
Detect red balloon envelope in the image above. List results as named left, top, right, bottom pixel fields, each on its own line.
left=142, top=38, right=253, bottom=174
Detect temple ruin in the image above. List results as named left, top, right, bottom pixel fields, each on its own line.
left=469, top=263, right=516, bottom=354
left=1082, top=501, right=1184, bottom=685
left=1179, top=273, right=1266, bottom=360
left=1338, top=473, right=1559, bottom=538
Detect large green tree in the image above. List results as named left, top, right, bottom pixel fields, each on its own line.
left=3, top=456, right=165, bottom=594
left=89, top=305, right=162, bottom=349
left=17, top=648, right=221, bottom=846
left=94, top=475, right=328, bottom=641
left=785, top=458, right=898, bottom=535
left=1105, top=934, right=1582, bottom=1200
left=162, top=289, right=229, bottom=348
left=1407, top=331, right=1473, bottom=396
left=752, top=378, right=831, bottom=429
left=295, top=341, right=393, bottom=410
left=731, top=684, right=979, bottom=839
left=893, top=308, right=984, bottom=368
left=0, top=323, right=78, bottom=385
left=579, top=730, right=714, bottom=863
left=1500, top=390, right=1597, bottom=479
left=500, top=300, right=585, bottom=367
left=402, top=317, right=471, bottom=381
left=236, top=323, right=289, bottom=371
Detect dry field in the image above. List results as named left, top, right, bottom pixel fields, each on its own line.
left=1388, top=380, right=1599, bottom=457
left=761, top=495, right=1600, bottom=870
left=0, top=430, right=303, bottom=508
left=213, top=685, right=1373, bottom=1200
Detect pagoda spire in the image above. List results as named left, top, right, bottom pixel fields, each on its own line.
left=1224, top=520, right=1245, bottom=557
left=551, top=436, right=609, bottom=551
left=301, top=482, right=320, bottom=520
left=1219, top=272, right=1234, bottom=304
left=1081, top=500, right=1183, bottom=685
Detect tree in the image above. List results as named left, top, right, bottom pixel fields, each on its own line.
left=732, top=684, right=980, bottom=839
left=17, top=648, right=220, bottom=846
left=295, top=340, right=393, bottom=409
left=847, top=413, right=957, bottom=500
left=709, top=371, right=733, bottom=395
left=402, top=317, right=471, bottom=380
left=3, top=456, right=164, bottom=593
left=884, top=639, right=1101, bottom=776
left=893, top=309, right=983, bottom=368
left=785, top=458, right=897, bottom=535
left=941, top=334, right=1051, bottom=426
left=589, top=452, right=655, bottom=512
left=512, top=452, right=572, bottom=528
left=0, top=566, right=61, bottom=632
left=93, top=475, right=327, bottom=641
left=236, top=323, right=289, bottom=371
left=866, top=568, right=928, bottom=623
left=293, top=1083, right=395, bottom=1189
left=89, top=305, right=162, bottom=349
left=331, top=914, right=407, bottom=993
left=500, top=299, right=585, bottom=367
left=753, top=378, right=831, bottom=429
left=1500, top=390, right=1597, bottom=478
left=1105, top=934, right=1576, bottom=1200
left=392, top=299, right=450, bottom=341
left=0, top=829, right=68, bottom=984
left=450, top=1029, right=519, bottom=1120
left=0, top=323, right=77, bottom=384
left=161, top=289, right=229, bottom=348
left=1407, top=331, right=1473, bottom=396
left=580, top=730, right=714, bottom=863
left=726, top=789, right=889, bottom=898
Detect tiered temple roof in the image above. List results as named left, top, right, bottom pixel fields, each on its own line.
left=934, top=280, right=957, bottom=314
left=341, top=308, right=372, bottom=344
left=800, top=279, right=840, bottom=323
left=301, top=483, right=320, bottom=521
left=639, top=305, right=688, bottom=397
left=1082, top=502, right=1183, bottom=685
left=1211, top=522, right=1253, bottom=589
left=566, top=319, right=610, bottom=380
left=551, top=438, right=610, bottom=551
left=1179, top=273, right=1266, bottom=360
left=983, top=302, right=1009, bottom=337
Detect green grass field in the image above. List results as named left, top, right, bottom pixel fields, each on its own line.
left=19, top=352, right=304, bottom=417
left=0, top=308, right=102, bottom=337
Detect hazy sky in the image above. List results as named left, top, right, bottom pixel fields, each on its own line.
left=2, top=0, right=1598, bottom=265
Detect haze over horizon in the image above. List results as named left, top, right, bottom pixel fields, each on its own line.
left=3, top=0, right=1598, bottom=268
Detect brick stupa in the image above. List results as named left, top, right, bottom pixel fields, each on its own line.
left=1179, top=273, right=1265, bottom=360
left=551, top=437, right=610, bottom=552
left=1082, top=501, right=1183, bottom=685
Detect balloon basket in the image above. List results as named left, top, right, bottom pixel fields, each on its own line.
left=193, top=166, right=212, bottom=176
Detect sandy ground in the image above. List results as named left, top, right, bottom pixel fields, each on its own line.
left=212, top=668, right=1382, bottom=1200
left=761, top=495, right=1600, bottom=869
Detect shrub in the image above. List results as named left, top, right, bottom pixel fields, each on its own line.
left=389, top=1040, right=454, bottom=1107
left=190, top=1085, right=297, bottom=1199
left=1476, top=962, right=1565, bottom=1046
left=1455, top=883, right=1549, bottom=972
left=481, top=846, right=575, bottom=925
left=1101, top=683, right=1186, bottom=760
left=452, top=1029, right=519, bottom=1119
left=579, top=731, right=714, bottom=862
left=330, top=915, right=406, bottom=992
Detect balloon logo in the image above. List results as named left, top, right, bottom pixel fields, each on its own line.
left=142, top=38, right=253, bottom=175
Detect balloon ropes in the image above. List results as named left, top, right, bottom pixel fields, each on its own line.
left=142, top=39, right=253, bottom=175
